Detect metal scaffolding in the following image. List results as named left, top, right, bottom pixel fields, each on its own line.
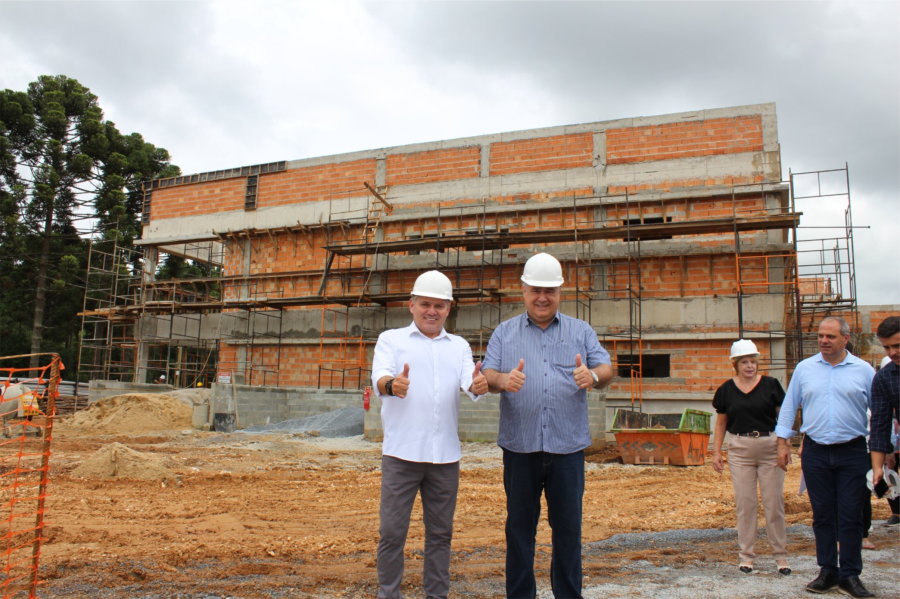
left=76, top=169, right=860, bottom=403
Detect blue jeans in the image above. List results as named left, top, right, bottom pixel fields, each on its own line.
left=503, top=449, right=584, bottom=599
left=801, top=435, right=869, bottom=578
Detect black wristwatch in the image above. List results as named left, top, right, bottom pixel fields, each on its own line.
left=385, top=378, right=394, bottom=396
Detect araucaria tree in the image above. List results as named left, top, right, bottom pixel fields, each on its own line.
left=0, top=75, right=178, bottom=368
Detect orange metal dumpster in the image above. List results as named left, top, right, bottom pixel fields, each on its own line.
left=611, top=408, right=711, bottom=466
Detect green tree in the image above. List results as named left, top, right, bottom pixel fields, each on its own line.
left=0, top=75, right=178, bottom=370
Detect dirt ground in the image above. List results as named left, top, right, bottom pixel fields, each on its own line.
left=19, top=399, right=899, bottom=598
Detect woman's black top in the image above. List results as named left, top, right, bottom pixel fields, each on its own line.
left=712, top=375, right=785, bottom=435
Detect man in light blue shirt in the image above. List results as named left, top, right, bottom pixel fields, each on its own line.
left=776, top=317, right=875, bottom=598
left=482, top=253, right=613, bottom=599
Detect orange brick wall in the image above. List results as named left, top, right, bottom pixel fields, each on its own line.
left=606, top=116, right=764, bottom=164
left=799, top=277, right=832, bottom=297
left=149, top=115, right=771, bottom=222
left=608, top=174, right=765, bottom=195
left=257, top=159, right=376, bottom=208
left=605, top=196, right=766, bottom=223
left=868, top=311, right=895, bottom=336
left=608, top=339, right=776, bottom=394
left=489, top=133, right=593, bottom=176
left=217, top=343, right=368, bottom=389
left=151, top=178, right=246, bottom=220
left=604, top=255, right=754, bottom=298
left=386, top=146, right=481, bottom=186
left=214, top=192, right=772, bottom=301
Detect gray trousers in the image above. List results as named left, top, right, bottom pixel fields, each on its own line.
left=377, top=455, right=460, bottom=599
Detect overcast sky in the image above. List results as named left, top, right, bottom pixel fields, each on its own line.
left=1, top=1, right=898, bottom=305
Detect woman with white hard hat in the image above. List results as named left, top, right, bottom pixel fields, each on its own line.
left=711, top=339, right=790, bottom=575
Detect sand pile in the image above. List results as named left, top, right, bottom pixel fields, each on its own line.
left=71, top=442, right=175, bottom=480
left=55, top=393, right=192, bottom=435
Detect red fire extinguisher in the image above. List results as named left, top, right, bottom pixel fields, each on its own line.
left=363, top=386, right=371, bottom=410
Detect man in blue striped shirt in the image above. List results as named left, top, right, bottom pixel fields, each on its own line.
left=870, top=315, right=899, bottom=521
left=482, top=253, right=613, bottom=599
left=776, top=316, right=876, bottom=598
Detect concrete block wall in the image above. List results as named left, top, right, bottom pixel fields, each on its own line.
left=208, top=384, right=365, bottom=428
left=364, top=390, right=608, bottom=448
left=89, top=380, right=174, bottom=403
left=88, top=380, right=611, bottom=445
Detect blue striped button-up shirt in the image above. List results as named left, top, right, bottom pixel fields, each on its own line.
left=482, top=312, right=611, bottom=454
left=775, top=351, right=875, bottom=444
left=869, top=360, right=899, bottom=454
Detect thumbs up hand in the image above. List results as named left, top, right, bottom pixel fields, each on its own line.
left=573, top=354, right=594, bottom=389
left=470, top=361, right=488, bottom=395
left=393, top=363, right=411, bottom=398
left=505, top=359, right=526, bottom=393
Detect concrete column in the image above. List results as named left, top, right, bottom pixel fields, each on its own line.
left=592, top=131, right=607, bottom=167
left=135, top=246, right=158, bottom=384
left=376, top=157, right=386, bottom=189
left=480, top=143, right=491, bottom=178
left=234, top=238, right=252, bottom=385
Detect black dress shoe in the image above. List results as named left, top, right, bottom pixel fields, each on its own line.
left=838, top=576, right=875, bottom=598
left=806, top=569, right=839, bottom=593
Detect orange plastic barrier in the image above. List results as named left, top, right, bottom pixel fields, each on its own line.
left=0, top=354, right=61, bottom=599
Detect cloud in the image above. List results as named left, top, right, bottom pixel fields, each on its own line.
left=1, top=1, right=897, bottom=302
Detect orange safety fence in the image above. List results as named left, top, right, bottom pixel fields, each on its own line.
left=0, top=354, right=61, bottom=599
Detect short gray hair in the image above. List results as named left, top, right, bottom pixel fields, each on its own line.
left=820, top=316, right=850, bottom=337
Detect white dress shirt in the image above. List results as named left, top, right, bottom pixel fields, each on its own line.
left=372, top=322, right=482, bottom=464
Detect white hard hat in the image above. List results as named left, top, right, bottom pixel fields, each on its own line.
left=411, top=270, right=453, bottom=301
left=730, top=339, right=759, bottom=360
left=882, top=356, right=892, bottom=369
left=521, top=253, right=564, bottom=287
left=887, top=469, right=900, bottom=500
left=159, top=374, right=166, bottom=380
left=867, top=468, right=900, bottom=500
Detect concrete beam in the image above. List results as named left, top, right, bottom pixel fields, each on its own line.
left=139, top=176, right=790, bottom=247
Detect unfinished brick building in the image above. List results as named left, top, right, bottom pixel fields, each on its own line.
left=78, top=102, right=868, bottom=423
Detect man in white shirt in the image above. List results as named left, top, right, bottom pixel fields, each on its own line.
left=371, top=270, right=488, bottom=599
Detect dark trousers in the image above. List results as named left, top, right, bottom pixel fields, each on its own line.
left=801, top=435, right=869, bottom=578
left=503, top=449, right=585, bottom=599
left=377, top=456, right=460, bottom=599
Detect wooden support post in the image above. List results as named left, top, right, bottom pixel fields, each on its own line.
left=318, top=252, right=336, bottom=296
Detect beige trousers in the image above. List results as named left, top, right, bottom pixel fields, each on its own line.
left=727, top=434, right=788, bottom=563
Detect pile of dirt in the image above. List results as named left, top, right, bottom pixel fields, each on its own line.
left=166, top=388, right=211, bottom=407
left=70, top=442, right=175, bottom=480
left=55, top=393, right=192, bottom=436
left=241, top=407, right=364, bottom=437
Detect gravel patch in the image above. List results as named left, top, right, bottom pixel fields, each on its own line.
left=288, top=434, right=377, bottom=453
left=573, top=525, right=898, bottom=599
left=587, top=525, right=814, bottom=555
